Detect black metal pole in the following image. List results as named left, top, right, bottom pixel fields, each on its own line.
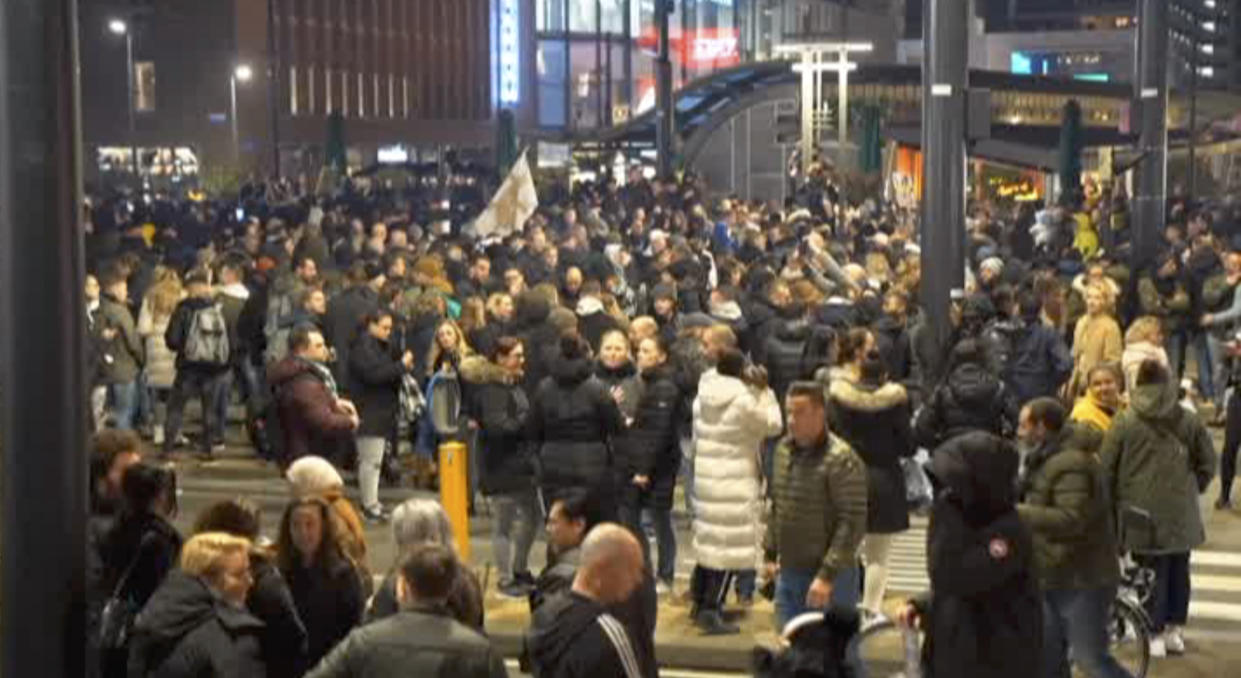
left=267, top=0, right=282, bottom=178
left=919, top=0, right=968, bottom=359
left=1132, top=0, right=1168, bottom=270
left=1, top=1, right=88, bottom=678
left=655, top=0, right=674, bottom=178
left=1188, top=37, right=1198, bottom=203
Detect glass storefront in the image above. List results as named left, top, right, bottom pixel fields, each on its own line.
left=535, top=0, right=749, bottom=131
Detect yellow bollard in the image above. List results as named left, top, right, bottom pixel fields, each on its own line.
left=438, top=441, right=470, bottom=561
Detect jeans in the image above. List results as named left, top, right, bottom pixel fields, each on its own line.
left=735, top=569, right=757, bottom=599
left=490, top=488, right=542, bottom=582
left=163, top=370, right=227, bottom=455
left=680, top=435, right=695, bottom=516
left=1222, top=388, right=1241, bottom=502
left=620, top=501, right=677, bottom=583
left=1137, top=552, right=1191, bottom=632
left=1206, top=333, right=1229, bottom=411
left=211, top=370, right=235, bottom=446
left=356, top=436, right=386, bottom=513
left=774, top=565, right=861, bottom=628
left=1167, top=329, right=1215, bottom=400
left=1043, top=586, right=1134, bottom=678
left=108, top=380, right=140, bottom=430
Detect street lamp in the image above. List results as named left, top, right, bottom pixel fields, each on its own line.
left=230, top=64, right=253, bottom=162
left=108, top=18, right=137, bottom=176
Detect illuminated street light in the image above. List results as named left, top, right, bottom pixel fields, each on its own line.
left=234, top=64, right=253, bottom=82
left=108, top=18, right=127, bottom=35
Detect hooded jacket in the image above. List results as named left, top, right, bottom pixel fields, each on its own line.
left=996, top=317, right=1072, bottom=406
left=526, top=592, right=649, bottom=678
left=1099, top=381, right=1216, bottom=554
left=346, top=333, right=405, bottom=439
left=576, top=296, right=621, bottom=352
left=914, top=358, right=1018, bottom=450
left=465, top=357, right=536, bottom=495
left=97, top=292, right=144, bottom=384
left=165, top=296, right=232, bottom=374
left=692, top=369, right=783, bottom=571
left=516, top=293, right=559, bottom=395
left=528, top=356, right=624, bottom=491
left=1016, top=424, right=1120, bottom=590
left=762, top=319, right=811, bottom=403
left=918, top=432, right=1042, bottom=678
left=127, top=570, right=266, bottom=678
left=617, top=364, right=681, bottom=511
left=266, top=357, right=356, bottom=463
left=828, top=379, right=915, bottom=534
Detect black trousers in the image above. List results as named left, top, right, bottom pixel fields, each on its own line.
left=690, top=565, right=734, bottom=615
left=1221, top=389, right=1241, bottom=501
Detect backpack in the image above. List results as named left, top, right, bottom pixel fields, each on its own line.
left=248, top=375, right=304, bottom=465
left=184, top=304, right=230, bottom=366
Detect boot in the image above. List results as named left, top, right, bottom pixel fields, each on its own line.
left=694, top=609, right=740, bottom=636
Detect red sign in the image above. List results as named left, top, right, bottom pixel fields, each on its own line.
left=636, top=27, right=740, bottom=68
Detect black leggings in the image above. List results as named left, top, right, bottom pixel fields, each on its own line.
left=1221, top=390, right=1241, bottom=501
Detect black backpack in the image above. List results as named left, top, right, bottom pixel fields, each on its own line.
left=247, top=375, right=307, bottom=465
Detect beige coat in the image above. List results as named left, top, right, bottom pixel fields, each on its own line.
left=1068, top=313, right=1122, bottom=398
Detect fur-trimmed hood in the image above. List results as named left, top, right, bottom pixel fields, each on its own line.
left=459, top=354, right=515, bottom=385
left=828, top=378, right=908, bottom=412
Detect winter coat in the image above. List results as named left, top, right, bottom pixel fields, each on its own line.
left=762, top=319, right=811, bottom=403
left=827, top=379, right=914, bottom=534
left=594, top=361, right=640, bottom=420
left=516, top=294, right=560, bottom=395
left=98, top=293, right=144, bottom=384
left=246, top=553, right=308, bottom=678
left=366, top=566, right=485, bottom=632
left=282, top=559, right=365, bottom=670
left=137, top=300, right=177, bottom=389
left=217, top=283, right=251, bottom=365
left=165, top=296, right=231, bottom=374
left=307, top=606, right=506, bottom=678
left=267, top=357, right=356, bottom=463
left=617, top=364, right=681, bottom=511
left=1121, top=341, right=1168, bottom=394
left=526, top=591, right=651, bottom=678
left=466, top=358, right=536, bottom=495
left=914, top=361, right=1018, bottom=450
left=917, top=432, right=1042, bottom=678
left=1016, top=424, right=1120, bottom=591
left=1099, top=382, right=1216, bottom=554
left=1137, top=275, right=1191, bottom=335
left=1068, top=312, right=1122, bottom=398
left=346, top=333, right=405, bottom=438
left=998, top=318, right=1073, bottom=406
left=528, top=357, right=624, bottom=493
left=874, top=314, right=913, bottom=384
left=763, top=433, right=868, bottom=582
left=100, top=512, right=184, bottom=620
left=692, top=370, right=783, bottom=571
left=577, top=297, right=621, bottom=352
left=324, top=285, right=380, bottom=384
left=127, top=571, right=266, bottom=678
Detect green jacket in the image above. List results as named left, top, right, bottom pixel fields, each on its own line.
left=763, top=433, right=868, bottom=582
left=1137, top=275, right=1191, bottom=333
left=1017, top=424, right=1120, bottom=590
left=1099, top=382, right=1216, bottom=554
left=97, top=293, right=144, bottom=384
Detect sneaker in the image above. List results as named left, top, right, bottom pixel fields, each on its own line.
left=860, top=609, right=889, bottom=630
left=211, top=443, right=226, bottom=456
left=513, top=571, right=536, bottom=588
left=1164, top=626, right=1186, bottom=655
left=655, top=579, right=673, bottom=597
left=361, top=506, right=390, bottom=524
left=694, top=610, right=740, bottom=636
left=497, top=579, right=533, bottom=599
left=1149, top=636, right=1168, bottom=658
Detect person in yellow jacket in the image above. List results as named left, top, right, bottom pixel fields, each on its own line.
left=1073, top=209, right=1100, bottom=260
left=1070, top=363, right=1124, bottom=433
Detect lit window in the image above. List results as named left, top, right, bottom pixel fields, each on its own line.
left=1206, top=0, right=1217, bottom=9
left=1204, top=21, right=1216, bottom=31
left=1203, top=43, right=1215, bottom=54
left=290, top=66, right=299, bottom=115
left=357, top=72, right=365, bottom=117
left=308, top=66, right=316, bottom=114
left=1199, top=66, right=1215, bottom=78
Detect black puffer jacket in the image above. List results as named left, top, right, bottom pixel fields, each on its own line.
left=126, top=570, right=266, bottom=678
left=515, top=294, right=560, bottom=395
left=246, top=553, right=307, bottom=678
left=915, top=432, right=1042, bottom=678
left=324, top=285, right=380, bottom=384
left=873, top=314, right=913, bottom=384
left=346, top=333, right=405, bottom=438
left=528, top=357, right=624, bottom=492
left=619, top=364, right=682, bottom=511
left=468, top=358, right=536, bottom=495
left=828, top=379, right=915, bottom=534
left=763, top=319, right=811, bottom=403
left=915, top=360, right=1017, bottom=451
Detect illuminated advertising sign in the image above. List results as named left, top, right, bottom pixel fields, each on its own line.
left=499, top=0, right=520, bottom=105
left=637, top=27, right=740, bottom=68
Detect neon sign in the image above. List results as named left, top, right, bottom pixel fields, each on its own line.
left=499, top=0, right=520, bottom=105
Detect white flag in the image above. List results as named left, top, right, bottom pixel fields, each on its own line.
left=473, top=151, right=538, bottom=238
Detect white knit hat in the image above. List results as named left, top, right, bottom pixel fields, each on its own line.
left=285, top=456, right=343, bottom=497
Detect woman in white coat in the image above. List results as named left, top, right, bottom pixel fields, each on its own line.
left=689, top=348, right=782, bottom=635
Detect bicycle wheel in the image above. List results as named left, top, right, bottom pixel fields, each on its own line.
left=1078, top=596, right=1150, bottom=678
left=852, top=618, right=923, bottom=678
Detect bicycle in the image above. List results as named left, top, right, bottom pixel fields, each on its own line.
left=852, top=557, right=1154, bottom=678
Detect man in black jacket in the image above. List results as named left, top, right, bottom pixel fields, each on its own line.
left=527, top=524, right=653, bottom=678
left=306, top=544, right=507, bottom=678
left=163, top=270, right=232, bottom=459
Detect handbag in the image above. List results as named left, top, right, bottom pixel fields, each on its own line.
left=98, top=532, right=156, bottom=650
left=901, top=453, right=933, bottom=509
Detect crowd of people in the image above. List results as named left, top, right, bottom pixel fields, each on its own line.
left=82, top=164, right=1235, bottom=677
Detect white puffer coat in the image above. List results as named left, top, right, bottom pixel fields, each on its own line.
left=691, top=369, right=783, bottom=571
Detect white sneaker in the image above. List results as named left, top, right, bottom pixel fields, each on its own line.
left=1149, top=636, right=1167, bottom=658
left=655, top=580, right=672, bottom=597
left=152, top=424, right=165, bottom=446
left=1164, top=626, right=1186, bottom=655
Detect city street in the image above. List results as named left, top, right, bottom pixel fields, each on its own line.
left=165, top=416, right=1241, bottom=677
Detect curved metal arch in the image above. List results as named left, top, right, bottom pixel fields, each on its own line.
left=680, top=83, right=798, bottom=168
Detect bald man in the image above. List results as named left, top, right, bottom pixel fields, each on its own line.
left=526, top=524, right=652, bottom=678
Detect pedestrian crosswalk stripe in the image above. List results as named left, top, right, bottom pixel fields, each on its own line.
left=1189, top=600, right=1241, bottom=622
left=1193, top=550, right=1241, bottom=568
left=1192, top=574, right=1241, bottom=593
